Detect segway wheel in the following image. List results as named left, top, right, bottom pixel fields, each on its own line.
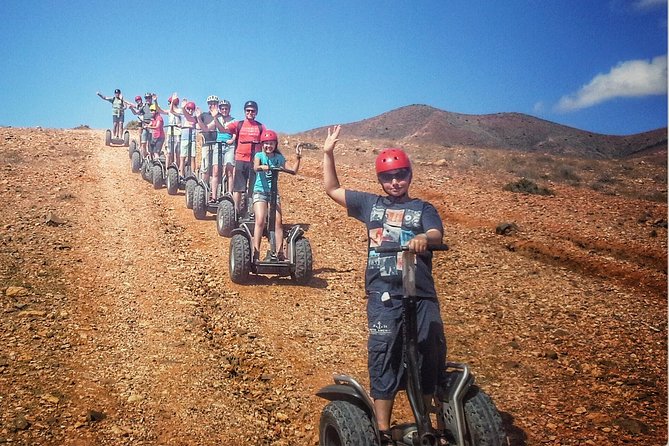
left=131, top=151, right=141, bottom=173
left=192, top=184, right=207, bottom=220
left=129, top=140, right=137, bottom=159
left=152, top=164, right=163, bottom=189
left=291, top=237, right=313, bottom=284
left=216, top=199, right=236, bottom=237
left=229, top=234, right=251, bottom=284
left=105, top=129, right=112, bottom=146
left=123, top=130, right=130, bottom=147
left=461, top=386, right=507, bottom=446
left=166, top=167, right=179, bottom=195
left=319, top=400, right=376, bottom=446
left=185, top=179, right=197, bottom=209
left=142, top=162, right=152, bottom=183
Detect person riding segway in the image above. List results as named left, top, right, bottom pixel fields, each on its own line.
left=220, top=100, right=265, bottom=229
left=317, top=125, right=507, bottom=446
left=97, top=89, right=130, bottom=146
left=228, top=130, right=312, bottom=284
left=165, top=96, right=182, bottom=195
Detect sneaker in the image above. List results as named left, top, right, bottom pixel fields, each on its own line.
left=277, top=252, right=286, bottom=262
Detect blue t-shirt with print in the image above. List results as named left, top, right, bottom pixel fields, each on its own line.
left=345, top=190, right=443, bottom=298
left=253, top=151, right=286, bottom=193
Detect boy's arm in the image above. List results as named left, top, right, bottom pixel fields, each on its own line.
left=323, top=125, right=346, bottom=207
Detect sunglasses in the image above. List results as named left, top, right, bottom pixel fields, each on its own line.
left=219, top=105, right=229, bottom=109
left=245, top=109, right=257, bottom=113
left=185, top=108, right=194, bottom=112
left=378, top=169, right=411, bottom=183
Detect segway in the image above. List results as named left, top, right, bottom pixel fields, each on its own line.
left=141, top=152, right=153, bottom=183
left=105, top=128, right=130, bottom=147
left=228, top=166, right=313, bottom=285
left=192, top=142, right=233, bottom=220
left=129, top=125, right=142, bottom=172
left=165, top=125, right=180, bottom=195
left=317, top=245, right=507, bottom=446
left=217, top=140, right=261, bottom=237
left=173, top=127, right=198, bottom=209
left=150, top=135, right=167, bottom=190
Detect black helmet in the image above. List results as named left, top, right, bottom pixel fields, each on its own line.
left=114, top=88, right=121, bottom=94
left=244, top=100, right=258, bottom=111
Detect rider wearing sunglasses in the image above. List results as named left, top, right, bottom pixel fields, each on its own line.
left=322, top=125, right=446, bottom=443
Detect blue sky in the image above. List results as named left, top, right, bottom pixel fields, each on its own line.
left=0, top=0, right=666, bottom=136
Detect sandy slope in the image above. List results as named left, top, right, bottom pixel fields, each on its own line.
left=0, top=128, right=666, bottom=445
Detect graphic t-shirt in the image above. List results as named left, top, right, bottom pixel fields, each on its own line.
left=345, top=190, right=443, bottom=298
left=253, top=151, right=286, bottom=193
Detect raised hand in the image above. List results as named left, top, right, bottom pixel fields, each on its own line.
left=324, top=125, right=341, bottom=154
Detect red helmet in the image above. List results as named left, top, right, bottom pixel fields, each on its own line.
left=185, top=101, right=195, bottom=111
left=260, top=129, right=278, bottom=143
left=134, top=95, right=142, bottom=102
left=168, top=97, right=180, bottom=106
left=375, top=148, right=411, bottom=174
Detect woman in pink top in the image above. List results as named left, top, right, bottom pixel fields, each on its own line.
left=147, top=105, right=165, bottom=161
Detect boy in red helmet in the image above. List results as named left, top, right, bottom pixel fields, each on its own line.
left=322, top=125, right=447, bottom=443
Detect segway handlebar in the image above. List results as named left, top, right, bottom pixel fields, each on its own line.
left=268, top=166, right=297, bottom=175
left=373, top=244, right=449, bottom=253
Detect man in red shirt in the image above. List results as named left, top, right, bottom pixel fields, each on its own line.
left=223, top=100, right=265, bottom=216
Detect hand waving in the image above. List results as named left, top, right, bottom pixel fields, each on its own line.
left=323, top=125, right=341, bottom=154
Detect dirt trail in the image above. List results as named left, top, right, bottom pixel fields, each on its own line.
left=0, top=128, right=666, bottom=445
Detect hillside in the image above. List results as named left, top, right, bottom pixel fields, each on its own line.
left=0, top=127, right=666, bottom=445
left=296, top=104, right=668, bottom=159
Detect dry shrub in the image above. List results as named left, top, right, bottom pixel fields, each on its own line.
left=503, top=178, right=554, bottom=196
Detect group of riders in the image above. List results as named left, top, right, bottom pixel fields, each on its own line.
left=97, top=88, right=302, bottom=262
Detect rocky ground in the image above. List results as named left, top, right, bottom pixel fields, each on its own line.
left=0, top=127, right=666, bottom=445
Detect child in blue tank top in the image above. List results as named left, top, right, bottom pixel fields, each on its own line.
left=252, top=130, right=302, bottom=261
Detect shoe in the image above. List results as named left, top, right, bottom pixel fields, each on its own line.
left=252, top=250, right=259, bottom=263
left=379, top=430, right=395, bottom=445
left=277, top=252, right=286, bottom=261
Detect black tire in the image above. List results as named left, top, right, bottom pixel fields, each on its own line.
left=463, top=386, right=507, bottom=446
left=123, top=131, right=130, bottom=147
left=291, top=237, right=313, bottom=284
left=192, top=184, right=207, bottom=220
left=229, top=234, right=251, bottom=284
left=152, top=164, right=163, bottom=189
left=105, top=129, right=111, bottom=146
left=131, top=151, right=141, bottom=173
left=319, top=400, right=378, bottom=446
left=129, top=140, right=136, bottom=159
left=166, top=167, right=179, bottom=195
left=142, top=162, right=152, bottom=182
left=185, top=179, right=196, bottom=209
left=216, top=199, right=236, bottom=237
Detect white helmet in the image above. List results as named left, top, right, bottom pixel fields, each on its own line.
left=206, top=95, right=219, bottom=103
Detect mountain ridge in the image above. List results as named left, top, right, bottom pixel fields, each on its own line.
left=295, top=104, right=667, bottom=159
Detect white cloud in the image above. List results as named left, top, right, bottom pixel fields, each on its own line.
left=555, top=55, right=668, bottom=112
left=633, top=0, right=667, bottom=10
